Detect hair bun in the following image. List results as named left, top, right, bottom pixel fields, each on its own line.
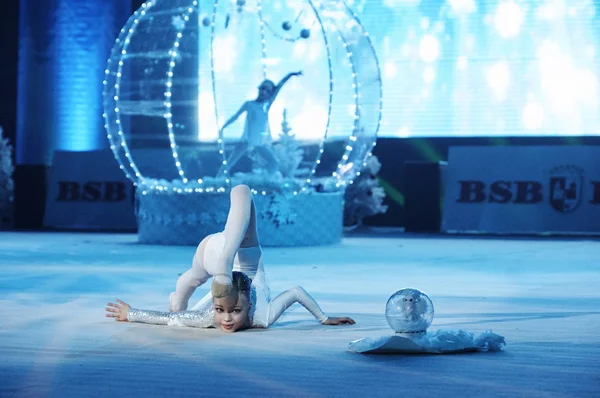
left=231, top=271, right=253, bottom=292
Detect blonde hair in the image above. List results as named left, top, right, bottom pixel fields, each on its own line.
left=221, top=271, right=255, bottom=328
left=230, top=271, right=252, bottom=300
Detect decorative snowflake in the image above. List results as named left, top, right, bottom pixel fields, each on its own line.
left=214, top=208, right=228, bottom=224
left=198, top=212, right=212, bottom=224
left=185, top=213, right=197, bottom=225
left=260, top=194, right=297, bottom=228
left=171, top=15, right=185, bottom=30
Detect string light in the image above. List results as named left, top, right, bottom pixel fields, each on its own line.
left=294, top=0, right=333, bottom=194
left=344, top=4, right=383, bottom=180
left=210, top=0, right=232, bottom=189
left=103, top=1, right=155, bottom=186
left=257, top=1, right=268, bottom=79
left=165, top=3, right=198, bottom=185
left=331, top=24, right=360, bottom=189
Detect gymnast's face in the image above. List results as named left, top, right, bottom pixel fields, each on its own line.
left=213, top=292, right=251, bottom=333
left=257, top=81, right=274, bottom=101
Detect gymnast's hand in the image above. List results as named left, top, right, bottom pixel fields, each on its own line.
left=105, top=298, right=131, bottom=322
left=322, top=317, right=355, bottom=326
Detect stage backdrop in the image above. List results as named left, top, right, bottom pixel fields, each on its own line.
left=442, top=146, right=600, bottom=234
left=44, top=150, right=136, bottom=230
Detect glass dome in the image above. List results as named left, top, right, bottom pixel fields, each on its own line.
left=103, top=0, right=381, bottom=194
left=385, top=288, right=434, bottom=334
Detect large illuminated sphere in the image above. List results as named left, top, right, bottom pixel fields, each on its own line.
left=102, top=0, right=382, bottom=194
left=385, top=288, right=434, bottom=334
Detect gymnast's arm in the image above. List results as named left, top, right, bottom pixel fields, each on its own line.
left=126, top=308, right=172, bottom=325
left=271, top=71, right=302, bottom=101
left=266, top=286, right=329, bottom=326
left=126, top=307, right=215, bottom=328
left=107, top=299, right=213, bottom=328
left=221, top=101, right=249, bottom=131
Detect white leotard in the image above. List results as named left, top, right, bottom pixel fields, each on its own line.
left=128, top=233, right=328, bottom=328
left=199, top=232, right=264, bottom=280
left=241, top=100, right=272, bottom=146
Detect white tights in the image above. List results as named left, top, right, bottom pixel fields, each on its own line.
left=170, top=185, right=260, bottom=311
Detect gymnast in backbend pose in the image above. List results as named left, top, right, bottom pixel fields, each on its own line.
left=105, top=184, right=355, bottom=333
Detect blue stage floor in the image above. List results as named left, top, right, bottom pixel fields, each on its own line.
left=1, top=231, right=599, bottom=397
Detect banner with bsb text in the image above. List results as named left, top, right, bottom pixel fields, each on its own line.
left=442, top=146, right=600, bottom=234
left=44, top=150, right=137, bottom=230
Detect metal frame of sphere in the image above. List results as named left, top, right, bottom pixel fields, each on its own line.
left=102, top=0, right=382, bottom=195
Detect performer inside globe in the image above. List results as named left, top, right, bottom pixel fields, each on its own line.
left=217, top=71, right=303, bottom=176
left=105, top=184, right=355, bottom=332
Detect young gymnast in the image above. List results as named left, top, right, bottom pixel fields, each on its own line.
left=105, top=184, right=354, bottom=333
left=218, top=71, right=302, bottom=175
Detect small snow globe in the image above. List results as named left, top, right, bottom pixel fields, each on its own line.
left=348, top=288, right=505, bottom=354
left=385, top=288, right=434, bottom=336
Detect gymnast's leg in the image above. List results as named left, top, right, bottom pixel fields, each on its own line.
left=208, top=185, right=259, bottom=297
left=171, top=185, right=260, bottom=309
left=219, top=142, right=249, bottom=175
left=187, top=194, right=260, bottom=311
left=254, top=145, right=280, bottom=174
left=170, top=238, right=211, bottom=311
left=240, top=189, right=260, bottom=249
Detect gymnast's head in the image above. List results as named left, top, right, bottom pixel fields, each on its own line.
left=213, top=271, right=253, bottom=333
left=257, top=79, right=275, bottom=101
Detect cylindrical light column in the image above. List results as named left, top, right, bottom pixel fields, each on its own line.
left=16, top=0, right=132, bottom=165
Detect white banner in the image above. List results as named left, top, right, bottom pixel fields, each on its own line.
left=442, top=146, right=600, bottom=234
left=44, top=150, right=137, bottom=230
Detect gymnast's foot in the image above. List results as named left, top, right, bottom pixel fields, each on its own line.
left=169, top=292, right=187, bottom=312
left=211, top=274, right=233, bottom=298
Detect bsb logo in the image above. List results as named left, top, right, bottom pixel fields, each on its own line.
left=549, top=165, right=583, bottom=212
left=56, top=181, right=132, bottom=202
left=456, top=165, right=600, bottom=213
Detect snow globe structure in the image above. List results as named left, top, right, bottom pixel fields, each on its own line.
left=349, top=288, right=507, bottom=355
left=103, top=0, right=382, bottom=246
left=385, top=288, right=435, bottom=337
